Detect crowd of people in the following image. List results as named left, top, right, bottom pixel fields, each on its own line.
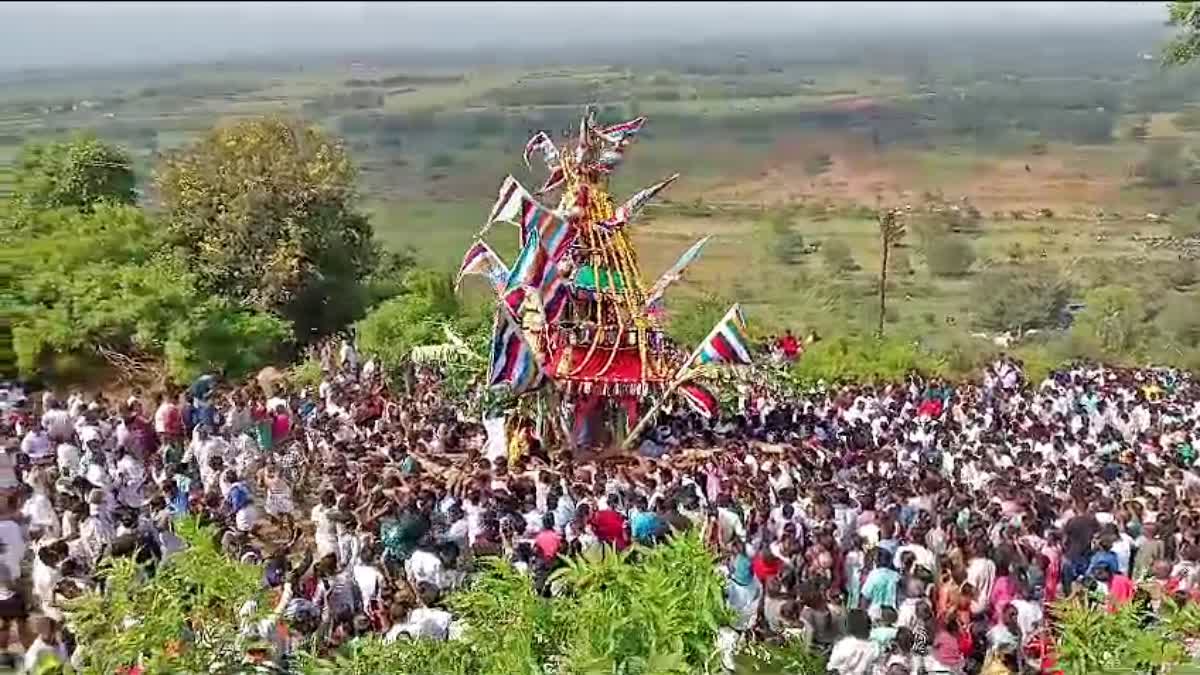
left=4, top=342, right=1200, bottom=673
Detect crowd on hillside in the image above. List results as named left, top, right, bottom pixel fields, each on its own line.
left=5, top=341, right=1200, bottom=673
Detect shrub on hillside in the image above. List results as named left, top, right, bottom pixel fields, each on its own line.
left=970, top=264, right=1072, bottom=333
left=1070, top=286, right=1152, bottom=356
left=1158, top=294, right=1200, bottom=348
left=1135, top=141, right=1188, bottom=188
left=821, top=238, right=858, bottom=273
left=791, top=335, right=947, bottom=384
left=925, top=236, right=976, bottom=277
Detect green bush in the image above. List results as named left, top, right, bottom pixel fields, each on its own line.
left=791, top=335, right=947, bottom=384
left=14, top=134, right=136, bottom=212
left=1070, top=285, right=1152, bottom=356
left=820, top=238, right=858, bottom=273
left=925, top=236, right=976, bottom=277
left=1158, top=294, right=1200, bottom=347
left=163, top=300, right=292, bottom=382
left=68, top=517, right=268, bottom=674
left=297, top=530, right=749, bottom=675
left=970, top=263, right=1072, bottom=333
left=355, top=269, right=460, bottom=372
left=1052, top=594, right=1200, bottom=674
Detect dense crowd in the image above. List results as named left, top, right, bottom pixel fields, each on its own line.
left=4, top=341, right=1200, bottom=674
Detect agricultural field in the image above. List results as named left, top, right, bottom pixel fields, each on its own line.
left=6, top=21, right=1200, bottom=353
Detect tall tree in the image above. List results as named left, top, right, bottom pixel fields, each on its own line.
left=877, top=208, right=906, bottom=337
left=14, top=134, right=136, bottom=212
left=155, top=116, right=378, bottom=338
left=1166, top=1, right=1200, bottom=66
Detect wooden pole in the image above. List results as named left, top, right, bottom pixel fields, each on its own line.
left=620, top=367, right=689, bottom=450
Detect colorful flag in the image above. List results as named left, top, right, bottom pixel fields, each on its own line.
left=535, top=167, right=566, bottom=195
left=678, top=382, right=718, bottom=419
left=455, top=241, right=509, bottom=294
left=599, top=115, right=647, bottom=144
left=689, top=304, right=753, bottom=367
left=501, top=228, right=570, bottom=321
left=523, top=131, right=561, bottom=170
left=523, top=132, right=566, bottom=195
left=487, top=175, right=525, bottom=225
left=486, top=175, right=574, bottom=255
left=487, top=309, right=545, bottom=395
left=503, top=228, right=550, bottom=309
left=645, top=235, right=712, bottom=309
left=516, top=198, right=574, bottom=260
left=599, top=174, right=678, bottom=232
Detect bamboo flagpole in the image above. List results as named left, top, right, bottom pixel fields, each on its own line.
left=620, top=303, right=744, bottom=449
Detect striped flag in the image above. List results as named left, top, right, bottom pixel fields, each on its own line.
left=645, top=235, right=711, bottom=309
left=517, top=199, right=574, bottom=261
left=503, top=228, right=550, bottom=312
left=455, top=241, right=509, bottom=294
left=689, top=304, right=753, bottom=367
left=501, top=228, right=570, bottom=322
left=600, top=174, right=678, bottom=232
left=523, top=132, right=566, bottom=195
left=486, top=175, right=574, bottom=257
left=487, top=309, right=545, bottom=395
left=678, top=382, right=719, bottom=419
left=523, top=131, right=561, bottom=170
left=487, top=175, right=525, bottom=225
left=599, top=116, right=647, bottom=144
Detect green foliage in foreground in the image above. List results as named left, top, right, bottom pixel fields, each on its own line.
left=66, top=524, right=821, bottom=675
left=67, top=517, right=268, bottom=675
left=1052, top=593, right=1200, bottom=675
left=294, top=531, right=759, bottom=675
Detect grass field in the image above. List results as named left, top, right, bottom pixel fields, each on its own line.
left=5, top=32, right=1200, bottom=345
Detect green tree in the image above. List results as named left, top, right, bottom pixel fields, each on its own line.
left=7, top=203, right=289, bottom=383
left=877, top=208, right=907, bottom=337
left=767, top=210, right=806, bottom=266
left=970, top=264, right=1072, bottom=333
left=14, top=134, right=136, bottom=212
left=1165, top=1, right=1200, bottom=66
left=1071, top=286, right=1151, bottom=355
left=925, top=236, right=975, bottom=277
left=155, top=116, right=378, bottom=339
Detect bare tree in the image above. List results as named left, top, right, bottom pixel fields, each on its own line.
left=877, top=207, right=907, bottom=337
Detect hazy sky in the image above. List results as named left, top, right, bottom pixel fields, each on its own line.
left=0, top=1, right=1169, bottom=71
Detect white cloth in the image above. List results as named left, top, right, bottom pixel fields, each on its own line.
left=483, top=416, right=507, bottom=463
left=385, top=607, right=452, bottom=641
left=406, top=549, right=447, bottom=590
left=828, top=636, right=880, bottom=675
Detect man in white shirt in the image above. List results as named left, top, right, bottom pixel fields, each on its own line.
left=21, top=427, right=52, bottom=464
left=40, top=400, right=73, bottom=443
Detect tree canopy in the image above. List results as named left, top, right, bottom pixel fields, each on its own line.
left=7, top=200, right=290, bottom=384
left=1165, top=1, right=1200, bottom=66
left=155, top=116, right=379, bottom=337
